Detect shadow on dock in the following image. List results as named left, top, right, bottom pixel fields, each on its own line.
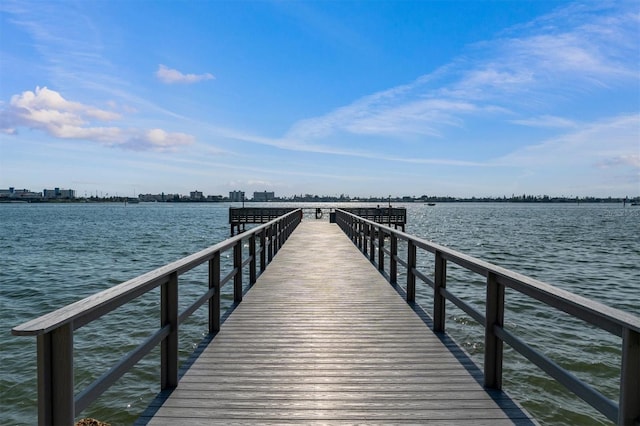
left=389, top=281, right=537, bottom=425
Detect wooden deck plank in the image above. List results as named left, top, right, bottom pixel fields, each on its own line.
left=139, top=221, right=535, bottom=425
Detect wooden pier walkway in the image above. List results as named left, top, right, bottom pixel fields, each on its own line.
left=138, top=221, right=534, bottom=425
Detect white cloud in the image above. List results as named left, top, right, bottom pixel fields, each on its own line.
left=156, top=65, right=215, bottom=84
left=596, top=154, right=640, bottom=169
left=495, top=114, right=640, bottom=168
left=0, top=87, right=195, bottom=151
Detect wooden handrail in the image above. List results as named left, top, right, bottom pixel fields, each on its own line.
left=12, top=209, right=303, bottom=426
left=335, top=209, right=640, bottom=425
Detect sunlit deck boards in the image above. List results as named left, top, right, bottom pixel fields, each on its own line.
left=138, top=221, right=534, bottom=425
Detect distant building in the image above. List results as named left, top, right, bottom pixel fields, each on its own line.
left=139, top=193, right=170, bottom=202
left=43, top=187, right=75, bottom=199
left=253, top=191, right=275, bottom=202
left=0, top=187, right=42, bottom=200
left=190, top=190, right=204, bottom=200
left=0, top=188, right=15, bottom=199
left=229, top=190, right=245, bottom=202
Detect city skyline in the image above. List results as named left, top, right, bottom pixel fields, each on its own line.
left=1, top=1, right=638, bottom=198
left=2, top=184, right=637, bottom=204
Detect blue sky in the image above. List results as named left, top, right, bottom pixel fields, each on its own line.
left=1, top=1, right=638, bottom=198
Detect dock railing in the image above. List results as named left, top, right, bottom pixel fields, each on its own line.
left=335, top=209, right=640, bottom=425
left=229, top=207, right=298, bottom=235
left=11, top=209, right=303, bottom=426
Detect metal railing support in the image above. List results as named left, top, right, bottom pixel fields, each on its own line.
left=260, top=228, right=266, bottom=272
left=406, top=240, right=416, bottom=302
left=353, top=217, right=357, bottom=242
left=619, top=328, right=640, bottom=425
left=484, top=272, right=505, bottom=389
left=233, top=241, right=243, bottom=303
left=378, top=227, right=385, bottom=271
left=390, top=234, right=398, bottom=284
left=433, top=251, right=447, bottom=332
left=249, top=234, right=256, bottom=285
left=369, top=225, right=375, bottom=262
left=37, top=323, right=74, bottom=426
left=209, top=253, right=220, bottom=333
left=268, top=224, right=274, bottom=262
left=161, top=272, right=178, bottom=389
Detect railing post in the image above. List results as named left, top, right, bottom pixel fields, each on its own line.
left=161, top=272, right=178, bottom=389
left=209, top=253, right=220, bottom=333
left=434, top=251, right=447, bottom=332
left=619, top=328, right=640, bottom=425
left=249, top=234, right=256, bottom=285
left=406, top=240, right=416, bottom=302
left=369, top=225, right=375, bottom=262
left=347, top=214, right=353, bottom=240
left=484, top=272, right=504, bottom=389
left=347, top=215, right=358, bottom=244
left=350, top=215, right=356, bottom=242
left=362, top=223, right=371, bottom=257
left=362, top=222, right=366, bottom=252
left=357, top=221, right=363, bottom=250
left=378, top=228, right=384, bottom=271
left=37, top=323, right=74, bottom=426
left=260, top=228, right=266, bottom=272
left=276, top=221, right=281, bottom=250
left=344, top=213, right=349, bottom=239
left=268, top=224, right=274, bottom=262
left=363, top=223, right=369, bottom=256
left=390, top=234, right=397, bottom=284
left=233, top=241, right=243, bottom=303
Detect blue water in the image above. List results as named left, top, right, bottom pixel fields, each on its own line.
left=1, top=202, right=638, bottom=425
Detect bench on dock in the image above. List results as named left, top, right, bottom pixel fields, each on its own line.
left=11, top=208, right=640, bottom=425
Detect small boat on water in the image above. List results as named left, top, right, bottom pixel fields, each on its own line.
left=426, top=202, right=436, bottom=206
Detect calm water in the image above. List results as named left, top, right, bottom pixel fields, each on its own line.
left=1, top=202, right=638, bottom=425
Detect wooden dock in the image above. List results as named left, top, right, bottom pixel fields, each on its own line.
left=137, top=221, right=533, bottom=425
left=12, top=208, right=639, bottom=425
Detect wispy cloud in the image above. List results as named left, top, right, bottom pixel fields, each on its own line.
left=0, top=87, right=194, bottom=151
left=510, top=115, right=578, bottom=128
left=156, top=65, right=215, bottom=84
left=277, top=2, right=638, bottom=156
left=3, top=1, right=116, bottom=90
left=494, top=114, right=640, bottom=168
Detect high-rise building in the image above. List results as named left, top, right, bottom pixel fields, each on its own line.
left=253, top=191, right=275, bottom=202
left=229, top=190, right=245, bottom=202
left=43, top=187, right=75, bottom=199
